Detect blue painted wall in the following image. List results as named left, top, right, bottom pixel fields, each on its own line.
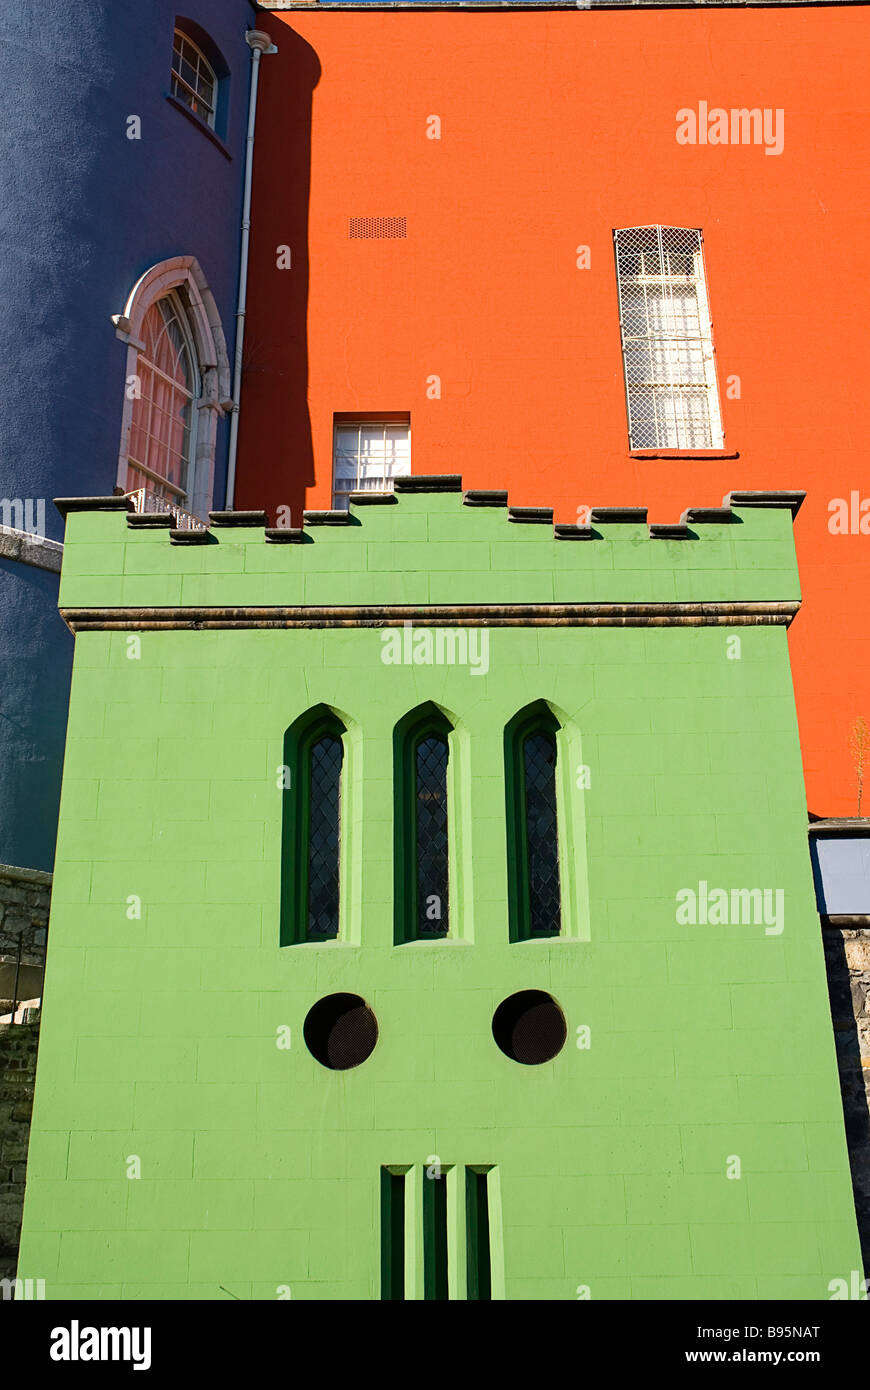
left=0, top=0, right=255, bottom=870
left=0, top=562, right=71, bottom=872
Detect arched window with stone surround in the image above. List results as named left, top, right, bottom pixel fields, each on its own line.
left=125, top=292, right=198, bottom=506
left=113, top=256, right=232, bottom=525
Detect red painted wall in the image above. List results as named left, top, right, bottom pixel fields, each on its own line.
left=238, top=5, right=870, bottom=816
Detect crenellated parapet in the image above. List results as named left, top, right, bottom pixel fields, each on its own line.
left=54, top=479, right=804, bottom=630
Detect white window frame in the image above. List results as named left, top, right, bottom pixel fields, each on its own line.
left=614, top=225, right=724, bottom=451
left=125, top=290, right=200, bottom=504
left=171, top=29, right=218, bottom=130
left=112, top=256, right=233, bottom=524
left=332, top=419, right=412, bottom=509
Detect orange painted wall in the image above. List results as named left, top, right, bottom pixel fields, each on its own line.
left=237, top=5, right=870, bottom=816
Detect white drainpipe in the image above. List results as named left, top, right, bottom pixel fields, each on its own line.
left=226, top=28, right=278, bottom=509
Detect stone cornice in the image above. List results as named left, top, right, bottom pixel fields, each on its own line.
left=59, top=600, right=800, bottom=633
left=0, top=527, right=62, bottom=574
left=0, top=862, right=52, bottom=887
left=809, top=819, right=870, bottom=838
left=54, top=485, right=804, bottom=618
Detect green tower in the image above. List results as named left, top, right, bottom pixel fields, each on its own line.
left=17, top=479, right=863, bottom=1299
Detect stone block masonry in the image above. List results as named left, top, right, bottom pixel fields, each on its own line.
left=0, top=864, right=50, bottom=1015
left=14, top=482, right=865, bottom=1299
left=0, top=1022, right=39, bottom=1282
left=0, top=866, right=49, bottom=1281
left=822, top=923, right=870, bottom=1273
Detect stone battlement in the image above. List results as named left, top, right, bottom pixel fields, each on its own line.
left=54, top=482, right=804, bottom=627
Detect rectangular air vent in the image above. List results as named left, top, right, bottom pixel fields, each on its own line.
left=348, top=217, right=407, bottom=240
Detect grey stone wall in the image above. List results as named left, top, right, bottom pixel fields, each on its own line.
left=822, top=923, right=870, bottom=1274
left=0, top=866, right=47, bottom=1281
left=0, top=864, right=50, bottom=1015
left=0, top=1021, right=39, bottom=1281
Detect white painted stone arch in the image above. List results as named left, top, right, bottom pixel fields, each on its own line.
left=113, top=255, right=232, bottom=522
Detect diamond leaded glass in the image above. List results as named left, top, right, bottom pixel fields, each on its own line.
left=523, top=731, right=561, bottom=935
left=416, top=734, right=449, bottom=937
left=307, top=734, right=342, bottom=940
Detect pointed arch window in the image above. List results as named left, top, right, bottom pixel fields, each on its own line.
left=126, top=292, right=199, bottom=506
left=395, top=705, right=452, bottom=943
left=113, top=256, right=232, bottom=527
left=282, top=708, right=346, bottom=944
left=505, top=704, right=562, bottom=941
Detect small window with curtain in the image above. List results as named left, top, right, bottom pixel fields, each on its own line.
left=332, top=419, right=411, bottom=509
left=171, top=28, right=218, bottom=128
left=504, top=703, right=563, bottom=942
left=281, top=707, right=346, bottom=945
left=394, top=704, right=452, bottom=944
left=613, top=225, right=723, bottom=450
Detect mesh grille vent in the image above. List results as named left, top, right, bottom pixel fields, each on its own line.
left=304, top=993, right=379, bottom=1071
left=348, top=217, right=407, bottom=240
left=325, top=1004, right=378, bottom=1070
left=492, top=990, right=567, bottom=1066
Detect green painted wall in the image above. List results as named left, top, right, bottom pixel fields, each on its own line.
left=16, top=492, right=863, bottom=1299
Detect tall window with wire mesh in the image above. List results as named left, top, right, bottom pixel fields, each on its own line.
left=281, top=708, right=345, bottom=945
left=394, top=704, right=452, bottom=943
left=614, top=226, right=723, bottom=450
left=504, top=703, right=562, bottom=941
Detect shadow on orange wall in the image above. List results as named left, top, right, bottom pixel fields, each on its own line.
left=236, top=24, right=320, bottom=522
left=235, top=8, right=870, bottom=816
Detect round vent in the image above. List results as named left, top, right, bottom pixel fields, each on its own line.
left=303, top=993, right=379, bottom=1071
left=492, top=990, right=566, bottom=1065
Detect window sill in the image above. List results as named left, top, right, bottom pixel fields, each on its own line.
left=165, top=95, right=232, bottom=160
left=511, top=935, right=588, bottom=945
left=396, top=937, right=472, bottom=948
left=629, top=449, right=739, bottom=460
left=280, top=939, right=361, bottom=950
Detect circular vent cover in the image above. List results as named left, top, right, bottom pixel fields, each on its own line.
left=492, top=990, right=567, bottom=1065
left=303, top=993, right=379, bottom=1071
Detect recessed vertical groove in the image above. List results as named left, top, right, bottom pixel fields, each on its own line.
left=380, top=1168, right=406, bottom=1300
left=465, top=1169, right=492, bottom=1301
left=423, top=1172, right=449, bottom=1300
